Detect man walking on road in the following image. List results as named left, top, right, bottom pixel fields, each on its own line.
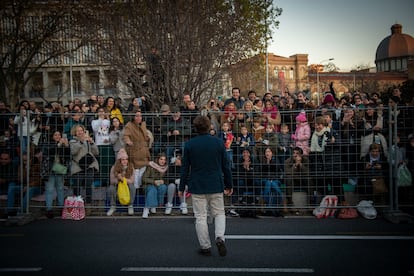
left=179, top=115, right=233, bottom=257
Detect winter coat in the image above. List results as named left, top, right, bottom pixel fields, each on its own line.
left=69, top=137, right=99, bottom=175
left=180, top=133, right=232, bottom=194
left=123, top=121, right=150, bottom=169
left=294, top=122, right=311, bottom=155
left=109, top=128, right=125, bottom=154
left=142, top=164, right=166, bottom=189
left=40, top=140, right=70, bottom=178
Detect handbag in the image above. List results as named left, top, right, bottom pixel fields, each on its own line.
left=78, top=153, right=95, bottom=171
left=52, top=162, right=67, bottom=175
left=397, top=164, right=412, bottom=187
left=117, top=177, right=130, bottom=205
left=61, top=196, right=86, bottom=220
left=372, top=178, right=387, bottom=194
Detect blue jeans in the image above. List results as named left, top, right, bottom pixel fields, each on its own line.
left=144, top=184, right=167, bottom=208
left=263, top=179, right=283, bottom=206
left=19, top=136, right=29, bottom=154
left=226, top=149, right=234, bottom=170
left=45, top=174, right=65, bottom=211
left=7, top=183, right=41, bottom=212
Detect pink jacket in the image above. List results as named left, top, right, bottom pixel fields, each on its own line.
left=293, top=122, right=311, bottom=155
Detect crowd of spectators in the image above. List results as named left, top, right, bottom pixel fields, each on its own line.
left=0, top=85, right=414, bottom=217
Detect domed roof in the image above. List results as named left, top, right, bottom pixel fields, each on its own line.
left=375, top=24, right=414, bottom=62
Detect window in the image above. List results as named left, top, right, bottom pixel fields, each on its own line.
left=273, top=67, right=279, bottom=78
left=396, top=59, right=401, bottom=70
left=390, top=59, right=396, bottom=71
left=402, top=59, right=407, bottom=70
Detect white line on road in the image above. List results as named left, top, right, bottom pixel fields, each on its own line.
left=0, top=268, right=42, bottom=272
left=225, top=235, right=414, bottom=240
left=121, top=267, right=314, bottom=273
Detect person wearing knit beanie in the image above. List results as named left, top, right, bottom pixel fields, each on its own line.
left=117, top=148, right=128, bottom=160
left=107, top=147, right=136, bottom=216
left=322, top=93, right=335, bottom=106
left=295, top=111, right=307, bottom=123
left=292, top=111, right=311, bottom=155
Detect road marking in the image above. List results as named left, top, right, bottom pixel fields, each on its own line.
left=0, top=268, right=42, bottom=272
left=225, top=235, right=414, bottom=240
left=0, top=234, right=24, bottom=238
left=121, top=267, right=314, bottom=273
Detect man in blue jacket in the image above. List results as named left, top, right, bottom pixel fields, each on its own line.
left=179, top=115, right=233, bottom=257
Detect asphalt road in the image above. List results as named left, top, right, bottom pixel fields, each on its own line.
left=1, top=215, right=414, bottom=276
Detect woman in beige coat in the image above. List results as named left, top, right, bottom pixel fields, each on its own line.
left=123, top=110, right=151, bottom=188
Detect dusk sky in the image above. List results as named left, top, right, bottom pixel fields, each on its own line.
left=269, top=0, right=414, bottom=71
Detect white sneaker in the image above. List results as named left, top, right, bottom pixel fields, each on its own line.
left=128, top=205, right=134, bottom=216
left=106, top=206, right=116, bottom=216
left=180, top=203, right=188, bottom=215
left=142, top=208, right=149, bottom=219
left=227, top=209, right=240, bottom=217
left=150, top=207, right=156, bottom=214
left=165, top=203, right=173, bottom=215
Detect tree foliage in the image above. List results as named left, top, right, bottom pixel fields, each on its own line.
left=309, top=62, right=339, bottom=73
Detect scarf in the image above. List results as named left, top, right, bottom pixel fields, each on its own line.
left=311, top=127, right=328, bottom=152
left=149, top=161, right=168, bottom=174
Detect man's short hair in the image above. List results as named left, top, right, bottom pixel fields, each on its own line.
left=193, top=115, right=211, bottom=134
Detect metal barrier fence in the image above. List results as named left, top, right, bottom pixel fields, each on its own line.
left=0, top=104, right=413, bottom=216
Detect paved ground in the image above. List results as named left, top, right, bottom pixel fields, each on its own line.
left=1, top=212, right=414, bottom=275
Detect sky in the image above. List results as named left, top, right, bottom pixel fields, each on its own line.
left=268, top=0, right=414, bottom=72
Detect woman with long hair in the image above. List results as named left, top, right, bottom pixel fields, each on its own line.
left=104, top=96, right=124, bottom=124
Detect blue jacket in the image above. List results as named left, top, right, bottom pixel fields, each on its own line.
left=180, top=133, right=232, bottom=194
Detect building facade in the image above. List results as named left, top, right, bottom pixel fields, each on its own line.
left=231, top=24, right=413, bottom=101
left=376, top=24, right=414, bottom=72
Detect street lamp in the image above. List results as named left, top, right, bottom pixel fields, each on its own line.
left=316, top=58, right=334, bottom=105
left=353, top=66, right=360, bottom=92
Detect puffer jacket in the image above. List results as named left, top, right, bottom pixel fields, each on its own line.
left=69, top=137, right=99, bottom=175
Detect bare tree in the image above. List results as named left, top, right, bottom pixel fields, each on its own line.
left=1, top=1, right=281, bottom=110
left=87, top=0, right=281, bottom=110
left=0, top=1, right=88, bottom=107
